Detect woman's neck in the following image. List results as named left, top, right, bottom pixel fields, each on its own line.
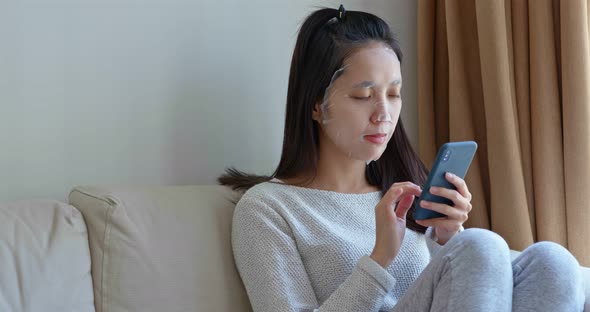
left=311, top=154, right=376, bottom=193
left=284, top=143, right=379, bottom=194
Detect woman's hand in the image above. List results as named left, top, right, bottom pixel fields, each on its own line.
left=416, top=172, right=472, bottom=245
left=371, top=182, right=422, bottom=268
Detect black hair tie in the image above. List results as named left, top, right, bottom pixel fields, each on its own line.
left=337, top=4, right=346, bottom=21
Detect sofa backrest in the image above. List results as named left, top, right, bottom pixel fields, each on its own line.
left=69, top=185, right=251, bottom=312
left=0, top=199, right=95, bottom=312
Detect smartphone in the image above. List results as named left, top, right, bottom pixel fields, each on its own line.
left=413, top=141, right=478, bottom=220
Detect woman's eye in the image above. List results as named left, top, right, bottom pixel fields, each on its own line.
left=351, top=94, right=400, bottom=100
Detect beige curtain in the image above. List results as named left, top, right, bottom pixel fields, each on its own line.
left=418, top=0, right=590, bottom=266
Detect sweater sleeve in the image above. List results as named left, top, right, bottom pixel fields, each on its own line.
left=231, top=196, right=397, bottom=312
left=425, top=226, right=443, bottom=258
left=424, top=225, right=465, bottom=259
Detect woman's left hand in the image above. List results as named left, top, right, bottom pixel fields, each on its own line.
left=415, top=172, right=472, bottom=245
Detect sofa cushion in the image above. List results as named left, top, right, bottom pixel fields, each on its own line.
left=69, top=185, right=251, bottom=312
left=0, top=199, right=95, bottom=312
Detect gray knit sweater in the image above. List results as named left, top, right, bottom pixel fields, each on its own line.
left=231, top=180, right=444, bottom=312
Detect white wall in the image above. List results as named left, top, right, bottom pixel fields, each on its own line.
left=0, top=0, right=417, bottom=202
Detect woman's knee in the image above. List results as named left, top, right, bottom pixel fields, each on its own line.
left=518, top=241, right=584, bottom=304
left=455, top=228, right=510, bottom=251
left=451, top=228, right=511, bottom=262
left=521, top=241, right=582, bottom=281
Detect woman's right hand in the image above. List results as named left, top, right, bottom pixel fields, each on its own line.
left=370, top=182, right=422, bottom=268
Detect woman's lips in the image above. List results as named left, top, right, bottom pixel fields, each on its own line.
left=364, top=133, right=387, bottom=144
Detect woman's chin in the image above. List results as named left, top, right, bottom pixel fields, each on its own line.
left=338, top=145, right=386, bottom=163
left=360, top=151, right=385, bottom=163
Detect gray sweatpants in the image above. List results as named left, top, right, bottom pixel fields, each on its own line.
left=392, top=228, right=585, bottom=312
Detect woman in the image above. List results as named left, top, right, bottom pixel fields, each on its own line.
left=219, top=5, right=584, bottom=312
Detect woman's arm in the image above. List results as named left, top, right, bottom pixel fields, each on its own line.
left=232, top=197, right=396, bottom=312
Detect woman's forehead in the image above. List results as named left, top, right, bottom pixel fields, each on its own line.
left=336, top=47, right=402, bottom=86
left=345, top=47, right=399, bottom=71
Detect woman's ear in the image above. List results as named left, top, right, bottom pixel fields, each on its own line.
left=312, top=100, right=323, bottom=122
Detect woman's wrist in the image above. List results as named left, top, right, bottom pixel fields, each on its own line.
left=434, top=225, right=463, bottom=245
left=370, top=251, right=394, bottom=268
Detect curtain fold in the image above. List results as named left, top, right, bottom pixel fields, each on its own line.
left=418, top=0, right=590, bottom=266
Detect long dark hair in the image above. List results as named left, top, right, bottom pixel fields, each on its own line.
left=218, top=7, right=428, bottom=233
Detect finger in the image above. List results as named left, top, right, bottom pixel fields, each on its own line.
left=445, top=172, right=471, bottom=201
left=392, top=181, right=423, bottom=191
left=395, top=194, right=415, bottom=219
left=415, top=217, right=447, bottom=228
left=429, top=186, right=469, bottom=210
left=396, top=183, right=423, bottom=198
left=382, top=187, right=404, bottom=207
left=383, top=183, right=422, bottom=205
left=419, top=200, right=467, bottom=221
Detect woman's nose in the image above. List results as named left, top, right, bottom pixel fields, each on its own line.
left=371, top=101, right=392, bottom=123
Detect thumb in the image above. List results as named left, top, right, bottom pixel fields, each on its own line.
left=395, top=194, right=415, bottom=219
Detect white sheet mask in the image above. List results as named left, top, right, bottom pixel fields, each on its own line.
left=316, top=45, right=402, bottom=163
left=320, top=66, right=348, bottom=125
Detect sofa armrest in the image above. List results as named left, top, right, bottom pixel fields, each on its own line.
left=0, top=199, right=95, bottom=312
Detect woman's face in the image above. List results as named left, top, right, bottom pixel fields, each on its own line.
left=314, top=43, right=402, bottom=163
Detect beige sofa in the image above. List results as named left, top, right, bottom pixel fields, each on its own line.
left=1, top=184, right=588, bottom=312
